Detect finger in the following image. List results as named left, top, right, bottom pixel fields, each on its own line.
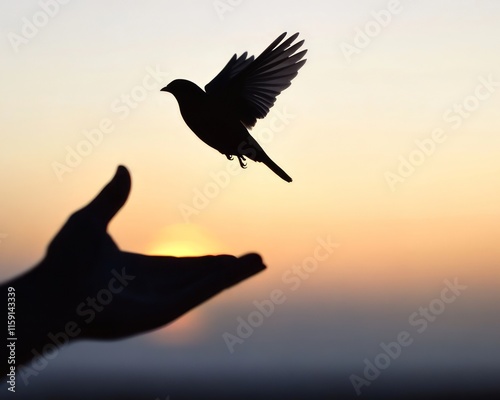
left=115, top=252, right=265, bottom=333
left=81, top=165, right=131, bottom=228
left=122, top=252, right=264, bottom=291
left=161, top=253, right=266, bottom=319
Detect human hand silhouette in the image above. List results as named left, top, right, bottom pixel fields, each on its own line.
left=3, top=166, right=265, bottom=371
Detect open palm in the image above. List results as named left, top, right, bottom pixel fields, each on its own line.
left=5, top=166, right=265, bottom=373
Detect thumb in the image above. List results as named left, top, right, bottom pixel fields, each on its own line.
left=81, top=165, right=131, bottom=228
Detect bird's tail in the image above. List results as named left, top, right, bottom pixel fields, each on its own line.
left=262, top=154, right=293, bottom=183
left=244, top=135, right=292, bottom=182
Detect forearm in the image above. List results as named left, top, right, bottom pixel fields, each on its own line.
left=2, top=260, right=73, bottom=376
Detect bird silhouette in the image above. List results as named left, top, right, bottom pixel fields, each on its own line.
left=161, top=32, right=307, bottom=182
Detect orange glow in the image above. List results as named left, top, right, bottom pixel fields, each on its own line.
left=1, top=4, right=499, bottom=354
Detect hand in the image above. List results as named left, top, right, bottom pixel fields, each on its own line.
left=4, top=166, right=265, bottom=370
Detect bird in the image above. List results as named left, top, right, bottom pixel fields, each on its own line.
left=161, top=32, right=307, bottom=183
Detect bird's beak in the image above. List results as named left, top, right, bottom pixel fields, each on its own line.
left=160, top=85, right=170, bottom=93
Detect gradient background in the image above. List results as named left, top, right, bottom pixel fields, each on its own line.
left=1, top=1, right=500, bottom=398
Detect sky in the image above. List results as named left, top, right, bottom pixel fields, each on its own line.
left=1, top=1, right=500, bottom=398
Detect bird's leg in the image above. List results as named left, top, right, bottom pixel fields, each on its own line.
left=237, top=155, right=247, bottom=169
left=226, top=155, right=234, bottom=161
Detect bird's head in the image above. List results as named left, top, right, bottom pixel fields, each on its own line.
left=161, top=79, right=204, bottom=101
left=160, top=79, right=181, bottom=95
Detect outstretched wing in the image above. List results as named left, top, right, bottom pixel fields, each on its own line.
left=205, top=32, right=307, bottom=128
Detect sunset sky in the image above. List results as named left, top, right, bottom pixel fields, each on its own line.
left=1, top=0, right=500, bottom=397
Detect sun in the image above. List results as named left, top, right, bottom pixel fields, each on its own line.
left=148, top=223, right=223, bottom=257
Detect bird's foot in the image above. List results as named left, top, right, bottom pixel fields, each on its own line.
left=237, top=156, right=247, bottom=169
left=226, top=155, right=234, bottom=161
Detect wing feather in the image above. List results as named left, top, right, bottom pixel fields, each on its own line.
left=205, top=33, right=307, bottom=128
